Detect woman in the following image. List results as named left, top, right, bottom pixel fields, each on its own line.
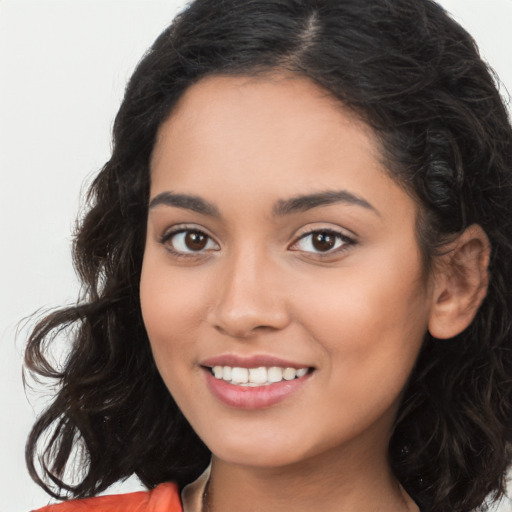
left=26, top=0, right=512, bottom=511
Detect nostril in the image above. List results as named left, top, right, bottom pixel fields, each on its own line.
left=206, top=260, right=290, bottom=336
left=212, top=322, right=283, bottom=339
left=208, top=301, right=290, bottom=338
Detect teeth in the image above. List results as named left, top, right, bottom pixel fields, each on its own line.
left=249, top=367, right=267, bottom=384
left=231, top=367, right=249, bottom=384
left=267, top=367, right=283, bottom=383
left=222, top=366, right=232, bottom=381
left=282, top=367, right=296, bottom=381
left=211, top=365, right=309, bottom=386
left=296, top=368, right=308, bottom=378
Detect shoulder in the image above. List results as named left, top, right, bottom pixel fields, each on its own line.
left=32, top=482, right=182, bottom=512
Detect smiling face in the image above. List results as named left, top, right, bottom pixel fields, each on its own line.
left=140, top=75, right=434, bottom=471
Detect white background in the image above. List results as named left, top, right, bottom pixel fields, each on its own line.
left=1, top=1, right=511, bottom=511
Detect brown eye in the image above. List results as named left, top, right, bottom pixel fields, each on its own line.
left=291, top=229, right=354, bottom=255
left=185, top=231, right=208, bottom=251
left=163, top=229, right=219, bottom=254
left=312, top=232, right=336, bottom=252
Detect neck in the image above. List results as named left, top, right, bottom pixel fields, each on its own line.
left=204, top=442, right=418, bottom=512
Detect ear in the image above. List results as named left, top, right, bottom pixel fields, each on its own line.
left=428, top=224, right=490, bottom=339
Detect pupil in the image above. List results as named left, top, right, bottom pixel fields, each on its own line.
left=185, top=232, right=207, bottom=251
left=313, top=233, right=335, bottom=251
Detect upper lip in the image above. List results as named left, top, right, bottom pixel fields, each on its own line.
left=200, top=354, right=312, bottom=369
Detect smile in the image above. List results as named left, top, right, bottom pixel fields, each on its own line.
left=203, top=360, right=314, bottom=409
left=210, top=366, right=309, bottom=386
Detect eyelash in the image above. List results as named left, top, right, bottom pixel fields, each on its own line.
left=159, top=226, right=219, bottom=258
left=290, top=228, right=356, bottom=257
left=159, top=226, right=356, bottom=259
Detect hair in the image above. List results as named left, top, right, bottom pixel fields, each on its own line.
left=24, top=1, right=512, bottom=511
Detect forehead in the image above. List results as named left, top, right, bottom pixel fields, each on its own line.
left=150, top=74, right=378, bottom=173
left=149, top=74, right=417, bottom=225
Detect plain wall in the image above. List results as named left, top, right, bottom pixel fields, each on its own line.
left=1, top=1, right=511, bottom=511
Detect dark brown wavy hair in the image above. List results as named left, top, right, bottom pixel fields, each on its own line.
left=25, top=1, right=512, bottom=511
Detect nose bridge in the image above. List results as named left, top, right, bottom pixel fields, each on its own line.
left=208, top=243, right=289, bottom=337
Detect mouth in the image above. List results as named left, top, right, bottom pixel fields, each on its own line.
left=208, top=365, right=311, bottom=387
left=200, top=357, right=315, bottom=409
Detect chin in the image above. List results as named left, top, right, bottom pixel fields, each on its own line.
left=214, top=447, right=303, bottom=469
left=205, top=429, right=308, bottom=468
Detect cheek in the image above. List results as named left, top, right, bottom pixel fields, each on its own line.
left=291, top=243, right=429, bottom=376
left=139, top=254, right=210, bottom=372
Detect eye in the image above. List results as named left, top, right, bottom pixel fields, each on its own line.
left=291, top=229, right=354, bottom=254
left=161, top=228, right=219, bottom=254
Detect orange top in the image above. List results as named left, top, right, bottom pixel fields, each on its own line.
left=32, top=482, right=183, bottom=512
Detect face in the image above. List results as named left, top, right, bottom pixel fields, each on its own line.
left=140, top=75, right=434, bottom=471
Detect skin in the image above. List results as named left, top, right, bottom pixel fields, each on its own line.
left=140, top=74, right=435, bottom=511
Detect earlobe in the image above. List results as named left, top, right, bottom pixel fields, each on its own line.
left=428, top=224, right=490, bottom=339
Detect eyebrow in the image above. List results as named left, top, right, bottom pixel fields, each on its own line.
left=148, top=192, right=221, bottom=217
left=273, top=190, right=379, bottom=217
left=148, top=189, right=378, bottom=218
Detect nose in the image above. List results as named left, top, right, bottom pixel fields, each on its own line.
left=207, top=248, right=290, bottom=339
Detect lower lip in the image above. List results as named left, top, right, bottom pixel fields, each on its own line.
left=204, top=369, right=312, bottom=409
